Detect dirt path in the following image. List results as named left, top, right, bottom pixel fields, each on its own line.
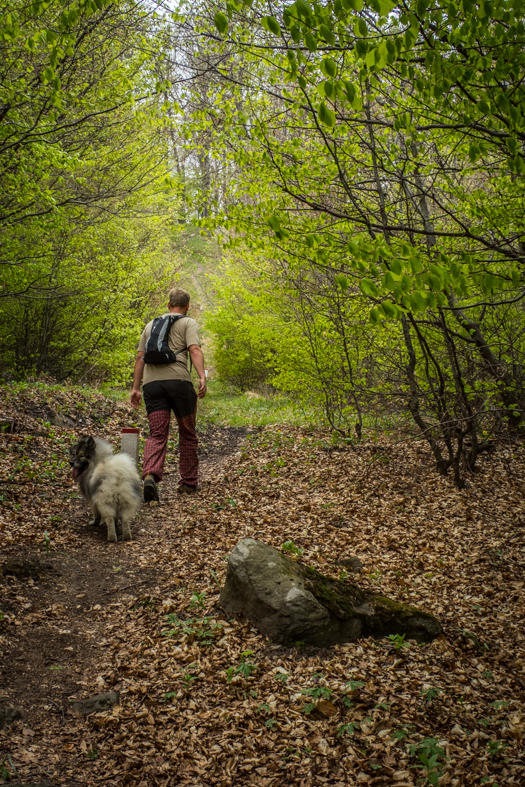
left=0, top=420, right=252, bottom=784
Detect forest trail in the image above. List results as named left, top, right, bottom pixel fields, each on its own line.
left=1, top=384, right=525, bottom=787
left=0, top=423, right=249, bottom=741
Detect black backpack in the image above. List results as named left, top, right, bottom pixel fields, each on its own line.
left=143, top=314, right=187, bottom=365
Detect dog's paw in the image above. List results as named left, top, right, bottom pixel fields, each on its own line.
left=107, top=532, right=117, bottom=542
left=122, top=529, right=132, bottom=541
left=89, top=519, right=100, bottom=527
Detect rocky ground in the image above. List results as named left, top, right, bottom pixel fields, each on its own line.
left=0, top=383, right=524, bottom=786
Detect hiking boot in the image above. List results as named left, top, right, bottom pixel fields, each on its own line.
left=143, top=474, right=159, bottom=503
left=177, top=483, right=201, bottom=494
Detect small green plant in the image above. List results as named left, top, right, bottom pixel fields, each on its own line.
left=182, top=673, right=198, bottom=688
left=375, top=701, right=390, bottom=711
left=44, top=530, right=50, bottom=554
left=274, top=671, right=288, bottom=683
left=281, top=746, right=300, bottom=762
left=337, top=722, right=358, bottom=737
left=281, top=540, right=303, bottom=556
left=482, top=670, right=493, bottom=680
left=134, top=596, right=155, bottom=610
left=460, top=629, right=489, bottom=654
left=163, top=691, right=177, bottom=701
left=86, top=747, right=99, bottom=761
left=210, top=568, right=220, bottom=586
left=346, top=679, right=365, bottom=691
left=162, top=614, right=223, bottom=646
left=265, top=718, right=278, bottom=728
left=338, top=569, right=349, bottom=580
left=189, top=591, right=207, bottom=610
left=392, top=726, right=414, bottom=741
left=422, top=687, right=443, bottom=702
left=408, top=737, right=446, bottom=786
left=487, top=739, right=507, bottom=759
left=0, top=754, right=17, bottom=781
left=301, top=674, right=332, bottom=713
left=490, top=700, right=509, bottom=710
left=227, top=651, right=258, bottom=683
left=387, top=633, right=410, bottom=651
left=257, top=703, right=271, bottom=714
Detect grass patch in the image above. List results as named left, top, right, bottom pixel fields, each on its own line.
left=198, top=381, right=315, bottom=428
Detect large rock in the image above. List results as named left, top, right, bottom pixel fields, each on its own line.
left=218, top=539, right=442, bottom=647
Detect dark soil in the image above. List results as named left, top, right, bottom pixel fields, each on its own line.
left=1, top=424, right=246, bottom=737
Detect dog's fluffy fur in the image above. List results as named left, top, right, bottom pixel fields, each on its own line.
left=69, top=435, right=141, bottom=542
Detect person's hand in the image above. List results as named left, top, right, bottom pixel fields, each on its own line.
left=197, top=377, right=207, bottom=399
left=130, top=389, right=142, bottom=409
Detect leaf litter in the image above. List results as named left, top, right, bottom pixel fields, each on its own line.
left=0, top=383, right=524, bottom=786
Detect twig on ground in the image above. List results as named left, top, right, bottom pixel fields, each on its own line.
left=102, top=580, right=150, bottom=596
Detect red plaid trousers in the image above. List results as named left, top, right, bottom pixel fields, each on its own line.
left=142, top=410, right=198, bottom=486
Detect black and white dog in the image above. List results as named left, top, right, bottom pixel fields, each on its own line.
left=69, top=436, right=141, bottom=542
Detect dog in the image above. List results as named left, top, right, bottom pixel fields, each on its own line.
left=69, top=435, right=141, bottom=542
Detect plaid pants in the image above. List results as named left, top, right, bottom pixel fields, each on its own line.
left=142, top=380, right=198, bottom=486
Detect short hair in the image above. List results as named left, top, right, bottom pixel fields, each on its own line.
left=169, top=287, right=190, bottom=308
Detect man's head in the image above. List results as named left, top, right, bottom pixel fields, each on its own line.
left=168, top=287, right=190, bottom=314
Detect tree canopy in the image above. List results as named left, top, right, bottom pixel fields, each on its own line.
left=168, top=0, right=525, bottom=485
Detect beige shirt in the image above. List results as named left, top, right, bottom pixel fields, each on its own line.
left=138, top=314, right=201, bottom=386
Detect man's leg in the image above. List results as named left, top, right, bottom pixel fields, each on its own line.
left=142, top=409, right=171, bottom=482
left=142, top=382, right=172, bottom=500
left=176, top=412, right=199, bottom=487
left=167, top=380, right=199, bottom=489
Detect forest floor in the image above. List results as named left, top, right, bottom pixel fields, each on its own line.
left=0, top=382, right=524, bottom=787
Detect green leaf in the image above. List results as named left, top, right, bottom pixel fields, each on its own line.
left=360, top=278, right=379, bottom=297
left=369, top=307, right=380, bottom=323
left=381, top=301, right=397, bottom=318
left=214, top=12, right=229, bottom=35
left=355, top=39, right=368, bottom=57
left=318, top=102, right=336, bottom=128
left=296, top=0, right=313, bottom=20
left=410, top=291, right=427, bottom=312
left=383, top=271, right=397, bottom=291
left=304, top=32, right=317, bottom=51
left=469, top=144, right=480, bottom=162
left=262, top=16, right=281, bottom=36
left=322, top=58, right=337, bottom=78
left=323, top=81, right=334, bottom=99
left=478, top=99, right=490, bottom=115
left=335, top=274, right=348, bottom=291
left=268, top=214, right=281, bottom=232
left=390, top=258, right=403, bottom=275
left=319, top=25, right=336, bottom=45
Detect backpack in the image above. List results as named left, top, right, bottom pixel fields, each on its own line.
left=143, top=314, right=187, bottom=365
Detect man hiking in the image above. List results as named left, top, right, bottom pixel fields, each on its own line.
left=130, top=288, right=206, bottom=502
